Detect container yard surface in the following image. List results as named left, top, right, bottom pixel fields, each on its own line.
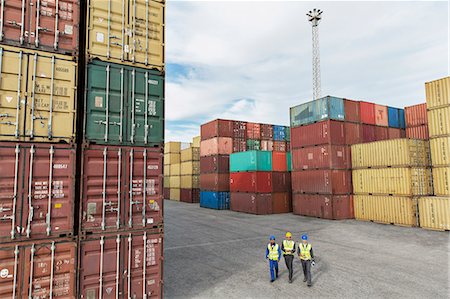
left=163, top=200, right=449, bottom=298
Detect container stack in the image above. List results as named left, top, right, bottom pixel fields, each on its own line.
left=405, top=103, right=429, bottom=140
left=180, top=137, right=201, bottom=203
left=419, top=77, right=450, bottom=231
left=78, top=0, right=165, bottom=297
left=164, top=141, right=182, bottom=201
left=0, top=1, right=80, bottom=296
left=352, top=139, right=432, bottom=227
left=229, top=151, right=292, bottom=214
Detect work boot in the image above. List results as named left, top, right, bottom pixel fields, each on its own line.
left=270, top=279, right=274, bottom=283
left=303, top=278, right=307, bottom=282
left=275, top=271, right=278, bottom=279
left=307, top=283, right=312, bottom=287
left=289, top=279, right=292, bottom=283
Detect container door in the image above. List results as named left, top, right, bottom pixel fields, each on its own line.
left=0, top=244, right=20, bottom=298
left=0, top=47, right=27, bottom=141
left=0, top=0, right=28, bottom=46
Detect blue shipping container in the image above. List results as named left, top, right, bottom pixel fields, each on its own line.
left=273, top=125, right=287, bottom=141
left=388, top=107, right=401, bottom=128
left=399, top=109, right=406, bottom=129
left=200, top=191, right=230, bottom=210
left=290, top=96, right=345, bottom=127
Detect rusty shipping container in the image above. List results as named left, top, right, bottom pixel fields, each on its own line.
left=388, top=128, right=405, bottom=139
left=292, top=194, right=354, bottom=220
left=80, top=145, right=163, bottom=235
left=246, top=123, right=261, bottom=139
left=0, top=142, right=75, bottom=242
left=406, top=125, right=429, bottom=140
left=0, top=239, right=77, bottom=298
left=362, top=125, right=376, bottom=143
left=291, top=120, right=346, bottom=148
left=260, top=124, right=274, bottom=140
left=272, top=192, right=292, bottom=214
left=374, top=126, right=389, bottom=141
left=233, top=138, right=247, bottom=153
left=201, top=119, right=233, bottom=140
left=0, top=0, right=80, bottom=55
left=200, top=137, right=233, bottom=157
left=345, top=122, right=362, bottom=145
left=271, top=172, right=291, bottom=192
left=291, top=170, right=352, bottom=194
left=344, top=99, right=360, bottom=123
left=200, top=155, right=229, bottom=173
left=360, top=101, right=376, bottom=125
left=78, top=231, right=163, bottom=299
left=180, top=188, right=200, bottom=203
left=292, top=145, right=351, bottom=170
left=200, top=173, right=230, bottom=191
left=230, top=192, right=273, bottom=215
left=273, top=141, right=287, bottom=152
left=374, top=104, right=388, bottom=127
left=233, top=121, right=247, bottom=139
left=405, top=103, right=428, bottom=127
left=230, top=172, right=272, bottom=193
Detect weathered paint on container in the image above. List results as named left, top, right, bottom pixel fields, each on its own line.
left=260, top=124, right=274, bottom=140
left=180, top=188, right=200, bottom=203
left=388, top=128, right=404, bottom=139
left=200, top=191, right=230, bottom=210
left=230, top=192, right=273, bottom=215
left=291, top=120, right=346, bottom=148
left=0, top=46, right=77, bottom=143
left=272, top=151, right=287, bottom=172
left=352, top=168, right=432, bottom=196
left=200, top=137, right=233, bottom=157
left=344, top=99, right=360, bottom=123
left=200, top=173, right=230, bottom=191
left=351, top=139, right=430, bottom=169
left=406, top=125, right=429, bottom=140
left=374, top=126, right=389, bottom=141
left=200, top=155, right=229, bottom=174
left=430, top=137, right=450, bottom=166
left=180, top=161, right=200, bottom=175
left=164, top=153, right=180, bottom=165
left=170, top=188, right=180, bottom=201
left=272, top=172, right=291, bottom=192
left=290, top=96, right=345, bottom=127
left=169, top=176, right=180, bottom=188
left=362, top=125, right=376, bottom=143
left=230, top=151, right=272, bottom=172
left=233, top=121, right=247, bottom=139
left=273, top=141, right=287, bottom=152
left=169, top=163, right=180, bottom=176
left=246, top=123, right=261, bottom=139
left=291, top=170, right=352, bottom=195
left=360, top=101, right=376, bottom=125
left=405, top=103, right=428, bottom=127
left=233, top=138, right=247, bottom=153
left=428, top=106, right=450, bottom=138
left=354, top=195, right=418, bottom=227
left=292, top=145, right=351, bottom=170
left=260, top=140, right=274, bottom=151
left=292, top=194, right=354, bottom=220
left=432, top=167, right=450, bottom=196
left=201, top=119, right=233, bottom=140
left=164, top=142, right=181, bottom=154
left=180, top=175, right=199, bottom=189
left=425, top=76, right=450, bottom=109
left=230, top=172, right=272, bottom=193
left=418, top=197, right=450, bottom=231
left=246, top=139, right=261, bottom=151
left=84, top=61, right=164, bottom=146
left=272, top=193, right=292, bottom=214
left=86, top=0, right=165, bottom=70
left=345, top=122, right=362, bottom=145
left=388, top=107, right=401, bottom=128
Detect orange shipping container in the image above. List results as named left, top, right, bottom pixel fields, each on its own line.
left=405, top=103, right=428, bottom=127
left=374, top=104, right=389, bottom=127
left=406, top=125, right=429, bottom=140
left=200, top=137, right=233, bottom=157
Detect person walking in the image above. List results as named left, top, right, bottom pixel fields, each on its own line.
left=265, top=235, right=281, bottom=283
left=298, top=234, right=315, bottom=287
left=281, top=232, right=296, bottom=283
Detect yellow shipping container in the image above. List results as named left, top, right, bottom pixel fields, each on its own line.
left=180, top=175, right=200, bottom=189
left=86, top=0, right=165, bottom=71
left=0, top=46, right=77, bottom=143
left=351, top=139, right=430, bottom=169
left=170, top=188, right=180, bottom=201
left=181, top=147, right=200, bottom=162
left=164, top=142, right=181, bottom=154
left=430, top=137, right=450, bottom=166
left=432, top=167, right=450, bottom=196
left=169, top=176, right=180, bottom=188
left=164, top=153, right=180, bottom=165
left=170, top=164, right=181, bottom=176
left=352, top=168, right=432, bottom=196
left=427, top=106, right=450, bottom=138
left=192, top=136, right=201, bottom=148
left=425, top=76, right=450, bottom=109
left=418, top=197, right=450, bottom=231
left=180, top=161, right=200, bottom=175
left=354, top=195, right=418, bottom=227
left=164, top=165, right=171, bottom=176
left=163, top=176, right=170, bottom=188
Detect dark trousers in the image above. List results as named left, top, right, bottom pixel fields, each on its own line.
left=284, top=255, right=294, bottom=280
left=301, top=260, right=312, bottom=285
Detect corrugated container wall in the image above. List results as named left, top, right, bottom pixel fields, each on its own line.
left=292, top=194, right=354, bottom=220
left=201, top=119, right=233, bottom=140
left=200, top=191, right=230, bottom=210
left=374, top=104, right=388, bottom=127
left=230, top=151, right=272, bottom=172
left=430, top=137, right=450, bottom=166
left=418, top=197, right=450, bottom=231
left=427, top=106, right=450, bottom=137
left=405, top=103, right=428, bottom=127
left=290, top=96, right=345, bottom=127
left=360, top=102, right=376, bottom=125
left=425, top=77, right=450, bottom=109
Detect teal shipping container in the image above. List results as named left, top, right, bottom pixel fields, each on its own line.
left=84, top=61, right=164, bottom=146
left=247, top=139, right=261, bottom=151
left=290, top=96, right=345, bottom=128
left=287, top=152, right=292, bottom=171
left=230, top=151, right=272, bottom=172
left=285, top=126, right=291, bottom=141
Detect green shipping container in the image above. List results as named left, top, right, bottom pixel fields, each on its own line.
left=287, top=152, right=292, bottom=171
left=230, top=151, right=272, bottom=172
left=85, top=61, right=164, bottom=146
left=246, top=139, right=261, bottom=151
left=285, top=127, right=291, bottom=141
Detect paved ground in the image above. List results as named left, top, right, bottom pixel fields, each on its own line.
left=163, top=200, right=449, bottom=298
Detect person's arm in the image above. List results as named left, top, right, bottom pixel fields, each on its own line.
left=293, top=243, right=296, bottom=254
left=281, top=242, right=285, bottom=254
left=310, top=247, right=315, bottom=260
left=277, top=245, right=282, bottom=261
left=265, top=247, right=269, bottom=259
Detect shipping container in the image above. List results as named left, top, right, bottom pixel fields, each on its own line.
left=405, top=103, right=428, bottom=127
left=374, top=104, right=388, bottom=127
left=164, top=142, right=181, bottom=154
left=163, top=176, right=169, bottom=189
left=388, top=107, right=401, bottom=128
left=362, top=125, right=376, bottom=143
left=399, top=109, right=406, bottom=129
left=292, top=194, right=354, bottom=220
left=352, top=168, right=432, bottom=196
left=169, top=176, right=180, bottom=188
left=272, top=193, right=292, bottom=214
left=387, top=128, right=404, bottom=139
left=84, top=61, right=164, bottom=146
left=233, top=138, right=247, bottom=153
left=163, top=164, right=170, bottom=176
left=0, top=46, right=77, bottom=143
left=86, top=0, right=165, bottom=70
left=200, top=155, right=229, bottom=174
left=180, top=188, right=200, bottom=203
left=428, top=106, right=450, bottom=138
left=230, top=151, right=272, bottom=172
left=0, top=143, right=75, bottom=242
left=351, top=139, right=430, bottom=169
left=230, top=172, right=272, bottom=193
left=430, top=137, right=450, bottom=166
left=273, top=125, right=287, bottom=141
left=425, top=76, right=450, bottom=109
left=345, top=122, right=362, bottom=145
left=192, top=136, right=201, bottom=148
left=164, top=153, right=180, bottom=166
left=291, top=120, right=346, bottom=148
left=273, top=141, right=287, bottom=152
left=246, top=123, right=261, bottom=140
left=230, top=193, right=272, bottom=215
left=233, top=121, right=247, bottom=139
left=292, top=145, right=351, bottom=170
left=271, top=172, right=291, bottom=192
left=200, top=173, right=230, bottom=191
left=406, top=125, right=429, bottom=140
left=80, top=145, right=163, bottom=234
left=260, top=140, right=274, bottom=151
left=287, top=152, right=292, bottom=172
left=260, top=124, right=274, bottom=140
left=200, top=191, right=230, bottom=210
left=169, top=188, right=180, bottom=201
left=360, top=101, right=375, bottom=125
left=353, top=195, right=418, bottom=227
left=180, top=161, right=200, bottom=175
left=290, top=96, right=345, bottom=127
left=79, top=231, right=163, bottom=299
left=374, top=126, right=389, bottom=141
left=432, top=167, right=450, bottom=196
left=418, top=197, right=450, bottom=231
left=272, top=151, right=287, bottom=172
left=291, top=170, right=352, bottom=194
left=180, top=175, right=199, bottom=189
left=201, top=119, right=233, bottom=140
left=0, top=0, right=80, bottom=55
left=170, top=163, right=180, bottom=176
left=343, top=99, right=360, bottom=123
left=246, top=139, right=261, bottom=151
left=200, top=137, right=233, bottom=157
left=163, top=187, right=169, bottom=199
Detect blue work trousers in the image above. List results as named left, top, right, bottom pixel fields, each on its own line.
left=269, top=260, right=279, bottom=280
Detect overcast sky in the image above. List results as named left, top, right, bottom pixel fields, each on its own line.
left=164, top=0, right=449, bottom=142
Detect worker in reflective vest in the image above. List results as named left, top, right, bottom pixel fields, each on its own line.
left=265, top=235, right=281, bottom=283
left=298, top=234, right=315, bottom=287
left=281, top=232, right=296, bottom=283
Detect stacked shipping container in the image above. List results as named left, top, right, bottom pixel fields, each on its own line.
left=405, top=103, right=429, bottom=140
left=180, top=138, right=201, bottom=203
left=164, top=142, right=181, bottom=200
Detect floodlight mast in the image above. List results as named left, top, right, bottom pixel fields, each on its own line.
left=307, top=8, right=323, bottom=100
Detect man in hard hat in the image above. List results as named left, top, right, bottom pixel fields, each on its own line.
left=298, top=234, right=315, bottom=287
left=281, top=232, right=296, bottom=283
left=265, top=235, right=281, bottom=283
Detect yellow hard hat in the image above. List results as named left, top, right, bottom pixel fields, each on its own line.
left=286, top=232, right=292, bottom=238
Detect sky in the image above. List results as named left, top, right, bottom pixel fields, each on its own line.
left=164, top=0, right=450, bottom=142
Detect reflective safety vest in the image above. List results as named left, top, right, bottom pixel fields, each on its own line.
left=299, top=243, right=312, bottom=260
left=283, top=240, right=295, bottom=255
left=267, top=244, right=279, bottom=261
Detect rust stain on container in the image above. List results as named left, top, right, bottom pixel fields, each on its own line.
left=271, top=172, right=291, bottom=192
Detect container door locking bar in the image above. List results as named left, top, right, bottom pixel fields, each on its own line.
left=143, top=231, right=147, bottom=298
left=130, top=69, right=136, bottom=143
left=12, top=245, right=18, bottom=298
left=26, top=145, right=35, bottom=238
left=105, top=65, right=110, bottom=142
left=127, top=234, right=132, bottom=297
left=115, top=235, right=120, bottom=299
left=48, top=56, right=55, bottom=139
left=46, top=146, right=54, bottom=236
left=144, top=72, right=149, bottom=144
left=20, top=0, right=26, bottom=44
left=28, top=243, right=36, bottom=298
left=119, top=68, right=124, bottom=143
left=53, top=0, right=59, bottom=49
left=0, top=0, right=4, bottom=41
left=35, top=0, right=41, bottom=47
left=99, top=236, right=104, bottom=299
left=15, top=51, right=23, bottom=138
left=30, top=53, right=38, bottom=139
left=142, top=149, right=147, bottom=227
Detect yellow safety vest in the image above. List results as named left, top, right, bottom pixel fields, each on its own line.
left=299, top=243, right=312, bottom=260
left=267, top=244, right=279, bottom=261
left=283, top=240, right=295, bottom=255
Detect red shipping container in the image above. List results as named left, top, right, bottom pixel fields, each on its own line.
left=292, top=194, right=354, bottom=220
left=230, top=172, right=272, bottom=193
left=344, top=99, right=360, bottom=123
left=272, top=151, right=287, bottom=172
left=201, top=119, right=234, bottom=140
left=200, top=137, right=233, bottom=157
left=180, top=188, right=200, bottom=203
left=291, top=120, right=346, bottom=148
left=233, top=138, right=247, bottom=153
left=230, top=192, right=273, bottom=215
left=260, top=124, right=274, bottom=140
left=375, top=126, right=389, bottom=141
left=79, top=231, right=163, bottom=299
left=374, top=104, right=389, bottom=127
left=388, top=128, right=405, bottom=139
left=200, top=173, right=230, bottom=191
left=345, top=122, right=362, bottom=145
left=360, top=102, right=376, bottom=125
left=272, top=193, right=292, bottom=214
left=233, top=121, right=247, bottom=139
left=362, top=125, right=376, bottom=142
left=0, top=0, right=80, bottom=55
left=164, top=188, right=170, bottom=199
left=273, top=141, right=287, bottom=152
left=272, top=172, right=291, bottom=193
left=0, top=143, right=75, bottom=242
left=80, top=145, right=163, bottom=235
left=247, top=123, right=261, bottom=139
left=292, top=145, right=351, bottom=170
left=291, top=170, right=352, bottom=194
left=405, top=103, right=428, bottom=127
left=406, top=125, right=429, bottom=140
left=200, top=155, right=230, bottom=174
